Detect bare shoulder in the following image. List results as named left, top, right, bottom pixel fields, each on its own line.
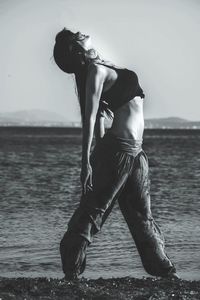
left=86, top=63, right=107, bottom=94
left=88, top=62, right=106, bottom=78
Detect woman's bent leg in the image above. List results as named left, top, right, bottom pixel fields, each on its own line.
left=60, top=143, right=132, bottom=278
left=118, top=151, right=177, bottom=277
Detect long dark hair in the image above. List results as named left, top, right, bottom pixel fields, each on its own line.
left=53, top=28, right=97, bottom=123
left=53, top=28, right=112, bottom=123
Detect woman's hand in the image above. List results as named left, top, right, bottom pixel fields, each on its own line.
left=80, top=162, right=93, bottom=195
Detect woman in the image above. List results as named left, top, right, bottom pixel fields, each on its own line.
left=53, top=28, right=178, bottom=280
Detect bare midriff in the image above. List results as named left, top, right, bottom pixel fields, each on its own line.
left=109, top=96, right=144, bottom=140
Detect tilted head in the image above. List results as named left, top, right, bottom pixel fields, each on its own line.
left=53, top=28, right=98, bottom=74
left=53, top=28, right=103, bottom=123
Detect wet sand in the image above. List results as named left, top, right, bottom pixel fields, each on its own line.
left=0, top=277, right=199, bottom=300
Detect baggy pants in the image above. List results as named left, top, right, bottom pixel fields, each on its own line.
left=60, top=132, right=176, bottom=277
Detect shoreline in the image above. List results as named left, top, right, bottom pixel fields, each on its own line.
left=0, top=277, right=199, bottom=300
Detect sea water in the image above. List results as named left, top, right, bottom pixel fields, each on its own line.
left=0, top=127, right=199, bottom=280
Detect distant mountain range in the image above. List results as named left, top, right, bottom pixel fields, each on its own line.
left=0, top=109, right=68, bottom=124
left=0, top=110, right=199, bottom=129
left=144, top=117, right=200, bottom=129
left=0, top=109, right=79, bottom=127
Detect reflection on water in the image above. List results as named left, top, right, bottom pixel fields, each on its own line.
left=0, top=128, right=200, bottom=280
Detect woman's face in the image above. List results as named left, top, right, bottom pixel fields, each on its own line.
left=74, top=31, right=92, bottom=50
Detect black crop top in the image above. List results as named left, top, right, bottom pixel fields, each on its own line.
left=96, top=62, right=145, bottom=113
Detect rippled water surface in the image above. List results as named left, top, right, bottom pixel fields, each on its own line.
left=0, top=127, right=199, bottom=280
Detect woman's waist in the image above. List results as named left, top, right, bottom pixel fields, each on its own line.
left=110, top=114, right=144, bottom=140
left=95, top=130, right=143, bottom=157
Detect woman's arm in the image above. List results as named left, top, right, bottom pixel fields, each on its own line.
left=81, top=64, right=105, bottom=193
left=94, top=114, right=105, bottom=142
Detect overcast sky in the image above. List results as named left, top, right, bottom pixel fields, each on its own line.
left=0, top=0, right=200, bottom=121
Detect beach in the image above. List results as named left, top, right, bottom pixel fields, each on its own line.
left=0, top=277, right=200, bottom=299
